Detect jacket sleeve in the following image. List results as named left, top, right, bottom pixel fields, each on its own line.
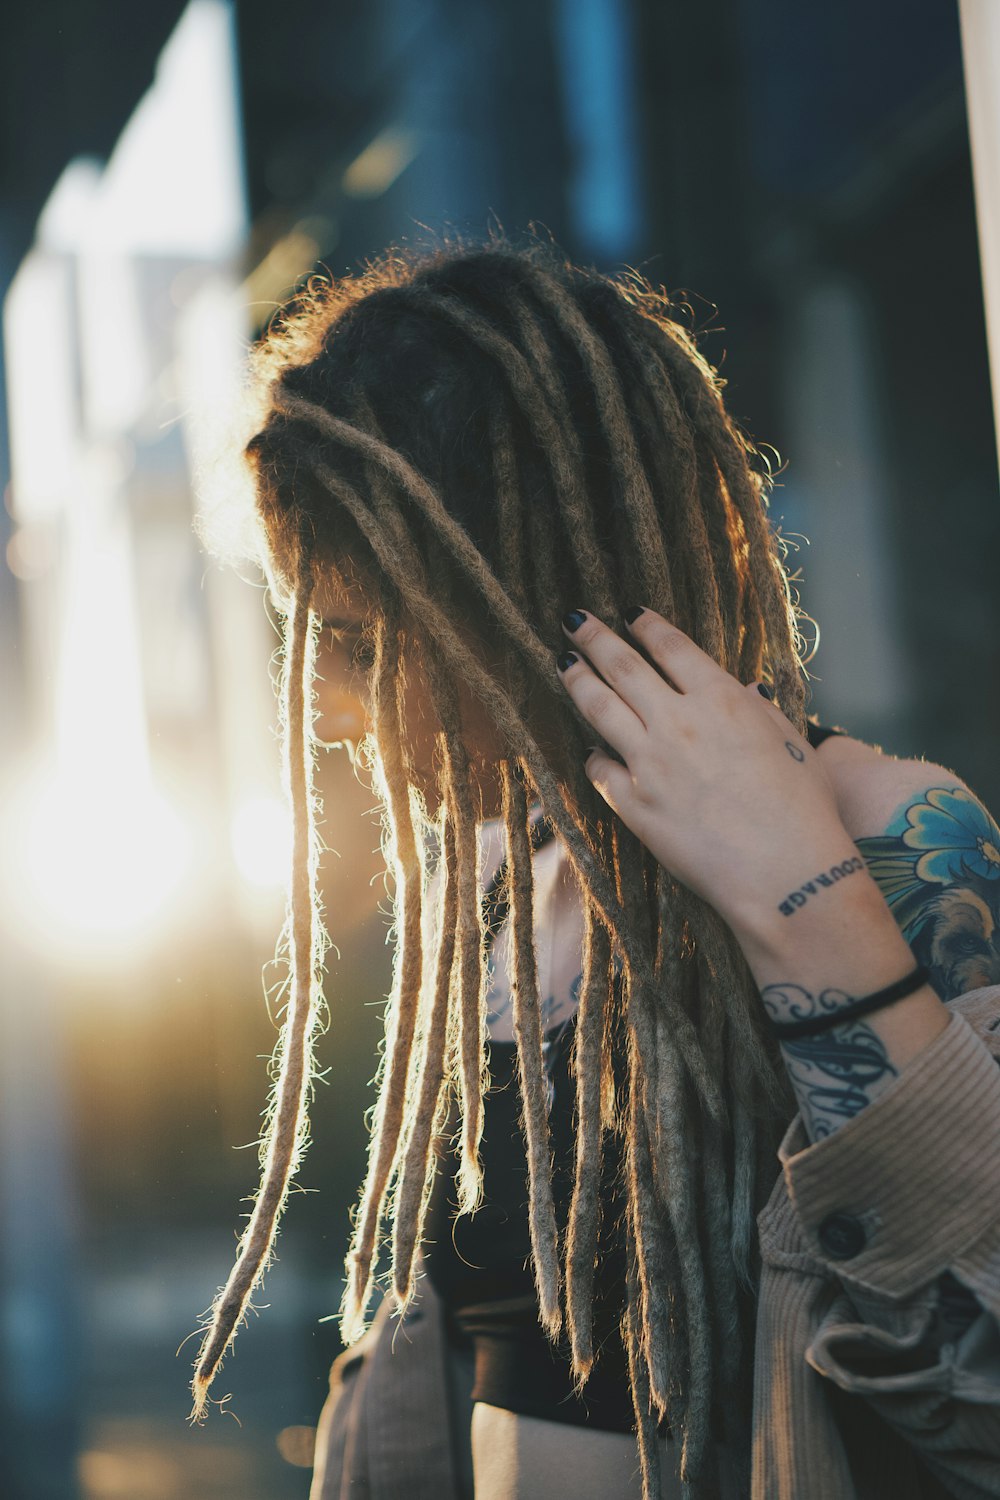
left=776, top=990, right=1000, bottom=1497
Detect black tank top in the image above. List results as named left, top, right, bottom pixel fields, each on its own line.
left=424, top=1010, right=637, bottom=1429
left=421, top=716, right=845, bottom=1431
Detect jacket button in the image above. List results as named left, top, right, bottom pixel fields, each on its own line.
left=817, top=1211, right=867, bottom=1259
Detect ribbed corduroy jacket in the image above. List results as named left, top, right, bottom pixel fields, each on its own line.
left=310, top=984, right=1000, bottom=1500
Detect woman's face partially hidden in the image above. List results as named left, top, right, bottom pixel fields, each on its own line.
left=312, top=608, right=373, bottom=752
left=311, top=578, right=516, bottom=820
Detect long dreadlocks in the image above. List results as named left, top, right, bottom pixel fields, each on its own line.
left=190, top=231, right=808, bottom=1498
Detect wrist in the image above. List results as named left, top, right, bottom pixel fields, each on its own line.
left=722, top=824, right=880, bottom=929
left=723, top=848, right=913, bottom=995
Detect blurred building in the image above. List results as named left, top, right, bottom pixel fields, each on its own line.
left=231, top=0, right=999, bottom=779
left=0, top=3, right=996, bottom=1499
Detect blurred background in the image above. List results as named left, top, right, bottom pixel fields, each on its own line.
left=0, top=1, right=997, bottom=1496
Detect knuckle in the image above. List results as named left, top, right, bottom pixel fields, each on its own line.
left=586, top=691, right=614, bottom=727
left=611, top=648, right=640, bottom=680
left=649, top=622, right=685, bottom=657
left=716, top=680, right=743, bottom=712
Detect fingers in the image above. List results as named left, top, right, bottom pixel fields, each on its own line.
left=749, top=680, right=778, bottom=706
left=559, top=608, right=678, bottom=725
left=581, top=747, right=636, bottom=819
left=616, top=606, right=723, bottom=694
left=556, top=648, right=646, bottom=760
left=556, top=605, right=723, bottom=763
left=556, top=606, right=748, bottom=779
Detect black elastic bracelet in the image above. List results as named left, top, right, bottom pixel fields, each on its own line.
left=767, top=962, right=931, bottom=1041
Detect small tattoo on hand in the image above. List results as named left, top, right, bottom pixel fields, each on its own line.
left=786, top=741, right=805, bottom=763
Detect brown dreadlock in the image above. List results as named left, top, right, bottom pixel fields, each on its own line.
left=190, top=230, right=810, bottom=1498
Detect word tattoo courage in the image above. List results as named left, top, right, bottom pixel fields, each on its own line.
left=778, top=855, right=865, bottom=917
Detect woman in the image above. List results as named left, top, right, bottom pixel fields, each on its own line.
left=189, top=235, right=1000, bottom=1499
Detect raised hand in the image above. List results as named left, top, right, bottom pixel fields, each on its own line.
left=556, top=606, right=853, bottom=931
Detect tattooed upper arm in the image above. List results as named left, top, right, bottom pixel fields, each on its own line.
left=835, top=753, right=1000, bottom=1003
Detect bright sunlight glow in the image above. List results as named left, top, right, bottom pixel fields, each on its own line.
left=230, top=796, right=292, bottom=890
left=3, top=758, right=195, bottom=960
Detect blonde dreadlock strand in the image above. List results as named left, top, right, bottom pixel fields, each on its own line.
left=624, top=1143, right=665, bottom=1500
left=499, top=757, right=562, bottom=1336
left=190, top=561, right=325, bottom=1418
left=425, top=655, right=491, bottom=1218
left=390, top=799, right=458, bottom=1301
left=564, top=900, right=612, bottom=1380
left=341, top=609, right=426, bottom=1341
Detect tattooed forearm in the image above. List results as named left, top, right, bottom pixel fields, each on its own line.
left=779, top=1023, right=899, bottom=1141
left=761, top=980, right=900, bottom=1141
left=777, top=854, right=866, bottom=918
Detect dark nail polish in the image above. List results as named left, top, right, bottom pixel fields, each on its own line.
left=562, top=609, right=587, bottom=633
left=757, top=682, right=773, bottom=700
left=556, top=651, right=578, bottom=672
left=623, top=605, right=645, bottom=625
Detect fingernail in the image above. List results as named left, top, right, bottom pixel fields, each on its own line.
left=757, top=683, right=773, bottom=700
left=562, top=609, right=587, bottom=632
left=623, top=605, right=645, bottom=625
left=556, top=651, right=578, bottom=672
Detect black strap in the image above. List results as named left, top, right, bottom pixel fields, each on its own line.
left=805, top=718, right=846, bottom=751
left=766, top=960, right=930, bottom=1040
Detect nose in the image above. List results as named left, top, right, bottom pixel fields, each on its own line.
left=313, top=677, right=369, bottom=745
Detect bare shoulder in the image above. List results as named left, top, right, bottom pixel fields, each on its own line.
left=811, top=730, right=970, bottom=841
